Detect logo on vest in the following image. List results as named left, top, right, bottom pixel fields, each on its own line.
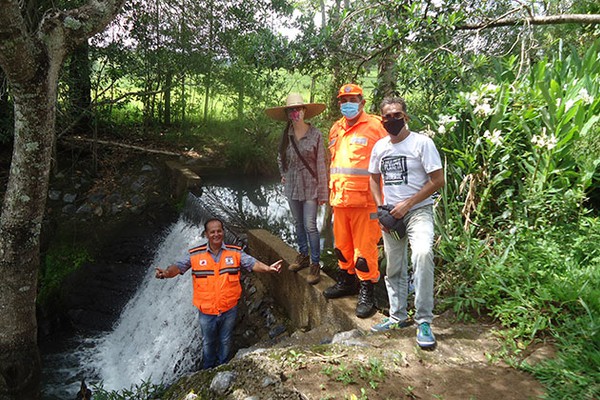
left=199, top=260, right=207, bottom=266
left=225, top=256, right=235, bottom=265
left=350, top=136, right=367, bottom=146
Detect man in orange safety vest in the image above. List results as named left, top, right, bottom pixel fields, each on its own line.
left=323, top=83, right=387, bottom=318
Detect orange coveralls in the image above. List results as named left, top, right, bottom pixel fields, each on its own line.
left=328, top=111, right=387, bottom=282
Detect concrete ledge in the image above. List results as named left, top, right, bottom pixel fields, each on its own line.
left=165, top=160, right=202, bottom=199
left=247, top=229, right=378, bottom=333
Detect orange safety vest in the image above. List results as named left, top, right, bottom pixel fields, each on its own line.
left=328, top=112, right=387, bottom=208
left=189, top=244, right=243, bottom=315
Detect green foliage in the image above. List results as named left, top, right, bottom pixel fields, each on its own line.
left=427, top=39, right=600, bottom=399
left=38, top=245, right=92, bottom=306
left=91, top=380, right=166, bottom=400
left=222, top=117, right=280, bottom=176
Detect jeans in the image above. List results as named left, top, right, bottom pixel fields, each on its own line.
left=197, top=306, right=238, bottom=369
left=382, top=205, right=435, bottom=325
left=288, top=199, right=320, bottom=264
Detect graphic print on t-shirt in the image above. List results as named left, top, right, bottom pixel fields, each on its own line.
left=381, top=155, right=408, bottom=186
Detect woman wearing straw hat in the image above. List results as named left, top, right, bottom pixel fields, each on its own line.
left=265, top=93, right=328, bottom=284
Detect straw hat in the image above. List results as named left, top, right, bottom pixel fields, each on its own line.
left=265, top=93, right=326, bottom=121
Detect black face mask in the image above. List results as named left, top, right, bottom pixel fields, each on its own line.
left=383, top=118, right=405, bottom=136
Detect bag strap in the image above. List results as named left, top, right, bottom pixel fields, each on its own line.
left=289, top=132, right=317, bottom=179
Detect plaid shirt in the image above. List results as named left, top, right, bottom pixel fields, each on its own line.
left=277, top=124, right=329, bottom=202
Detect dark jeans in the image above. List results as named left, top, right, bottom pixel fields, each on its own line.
left=197, top=306, right=238, bottom=369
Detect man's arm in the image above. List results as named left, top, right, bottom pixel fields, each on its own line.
left=391, top=169, right=445, bottom=218
left=155, top=265, right=181, bottom=279
left=369, top=173, right=383, bottom=206
left=252, top=260, right=283, bottom=273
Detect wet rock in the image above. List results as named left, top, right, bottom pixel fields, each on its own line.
left=63, top=193, right=77, bottom=203
left=49, top=190, right=61, bottom=200
left=76, top=204, right=93, bottom=214
left=268, top=324, right=286, bottom=339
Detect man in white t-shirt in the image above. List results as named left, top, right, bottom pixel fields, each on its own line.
left=368, top=97, right=445, bottom=349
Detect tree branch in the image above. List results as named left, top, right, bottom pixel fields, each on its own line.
left=458, top=14, right=600, bottom=30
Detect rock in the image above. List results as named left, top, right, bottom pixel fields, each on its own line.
left=63, top=193, right=77, bottom=203
left=268, top=324, right=287, bottom=339
left=48, top=190, right=61, bottom=200
left=261, top=375, right=279, bottom=387
left=331, top=329, right=367, bottom=347
left=210, top=371, right=236, bottom=395
left=523, top=344, right=557, bottom=367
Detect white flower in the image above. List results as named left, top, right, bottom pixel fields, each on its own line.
left=546, top=134, right=558, bottom=150
left=484, top=129, right=503, bottom=145
left=579, top=88, right=594, bottom=105
left=468, top=92, right=479, bottom=106
left=438, top=114, right=458, bottom=126
left=474, top=103, right=493, bottom=117
left=422, top=127, right=436, bottom=138
left=531, top=129, right=558, bottom=150
left=437, top=125, right=447, bottom=134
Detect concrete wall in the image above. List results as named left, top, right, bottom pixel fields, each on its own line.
left=247, top=229, right=376, bottom=334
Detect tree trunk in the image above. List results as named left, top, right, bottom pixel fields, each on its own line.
left=164, top=71, right=172, bottom=125
left=0, top=71, right=58, bottom=400
left=0, top=1, right=126, bottom=397
left=237, top=81, right=244, bottom=120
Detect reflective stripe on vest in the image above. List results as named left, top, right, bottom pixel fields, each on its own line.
left=330, top=167, right=370, bottom=176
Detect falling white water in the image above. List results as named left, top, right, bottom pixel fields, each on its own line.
left=86, top=218, right=206, bottom=391
left=40, top=181, right=326, bottom=398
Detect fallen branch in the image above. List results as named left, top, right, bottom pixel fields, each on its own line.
left=63, top=136, right=183, bottom=156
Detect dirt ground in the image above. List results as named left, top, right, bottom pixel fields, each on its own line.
left=166, top=308, right=546, bottom=400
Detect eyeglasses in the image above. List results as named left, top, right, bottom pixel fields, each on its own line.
left=382, top=112, right=406, bottom=120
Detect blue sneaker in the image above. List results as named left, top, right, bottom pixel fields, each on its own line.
left=416, top=322, right=436, bottom=348
left=371, top=317, right=412, bottom=333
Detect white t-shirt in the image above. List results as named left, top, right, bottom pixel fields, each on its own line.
left=368, top=132, right=442, bottom=211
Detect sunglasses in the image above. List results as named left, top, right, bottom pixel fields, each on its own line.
left=382, top=112, right=406, bottom=120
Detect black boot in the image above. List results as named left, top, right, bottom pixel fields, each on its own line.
left=323, top=269, right=359, bottom=299
left=355, top=280, right=376, bottom=318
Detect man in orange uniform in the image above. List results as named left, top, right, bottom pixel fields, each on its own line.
left=324, top=83, right=388, bottom=318
left=155, top=218, right=282, bottom=369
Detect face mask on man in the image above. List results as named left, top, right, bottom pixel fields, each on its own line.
left=340, top=102, right=360, bottom=119
left=383, top=118, right=405, bottom=136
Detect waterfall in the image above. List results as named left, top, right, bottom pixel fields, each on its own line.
left=87, top=217, right=205, bottom=391
left=41, top=181, right=297, bottom=398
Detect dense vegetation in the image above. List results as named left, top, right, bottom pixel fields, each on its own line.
left=1, top=0, right=599, bottom=399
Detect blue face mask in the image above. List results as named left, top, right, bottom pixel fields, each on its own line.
left=340, top=102, right=360, bottom=119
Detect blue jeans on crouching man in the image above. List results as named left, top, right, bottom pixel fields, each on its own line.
left=382, top=205, right=435, bottom=325
left=198, top=306, right=238, bottom=369
left=288, top=199, right=320, bottom=264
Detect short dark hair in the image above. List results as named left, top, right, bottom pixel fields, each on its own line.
left=380, top=97, right=407, bottom=114
left=204, top=218, right=224, bottom=233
